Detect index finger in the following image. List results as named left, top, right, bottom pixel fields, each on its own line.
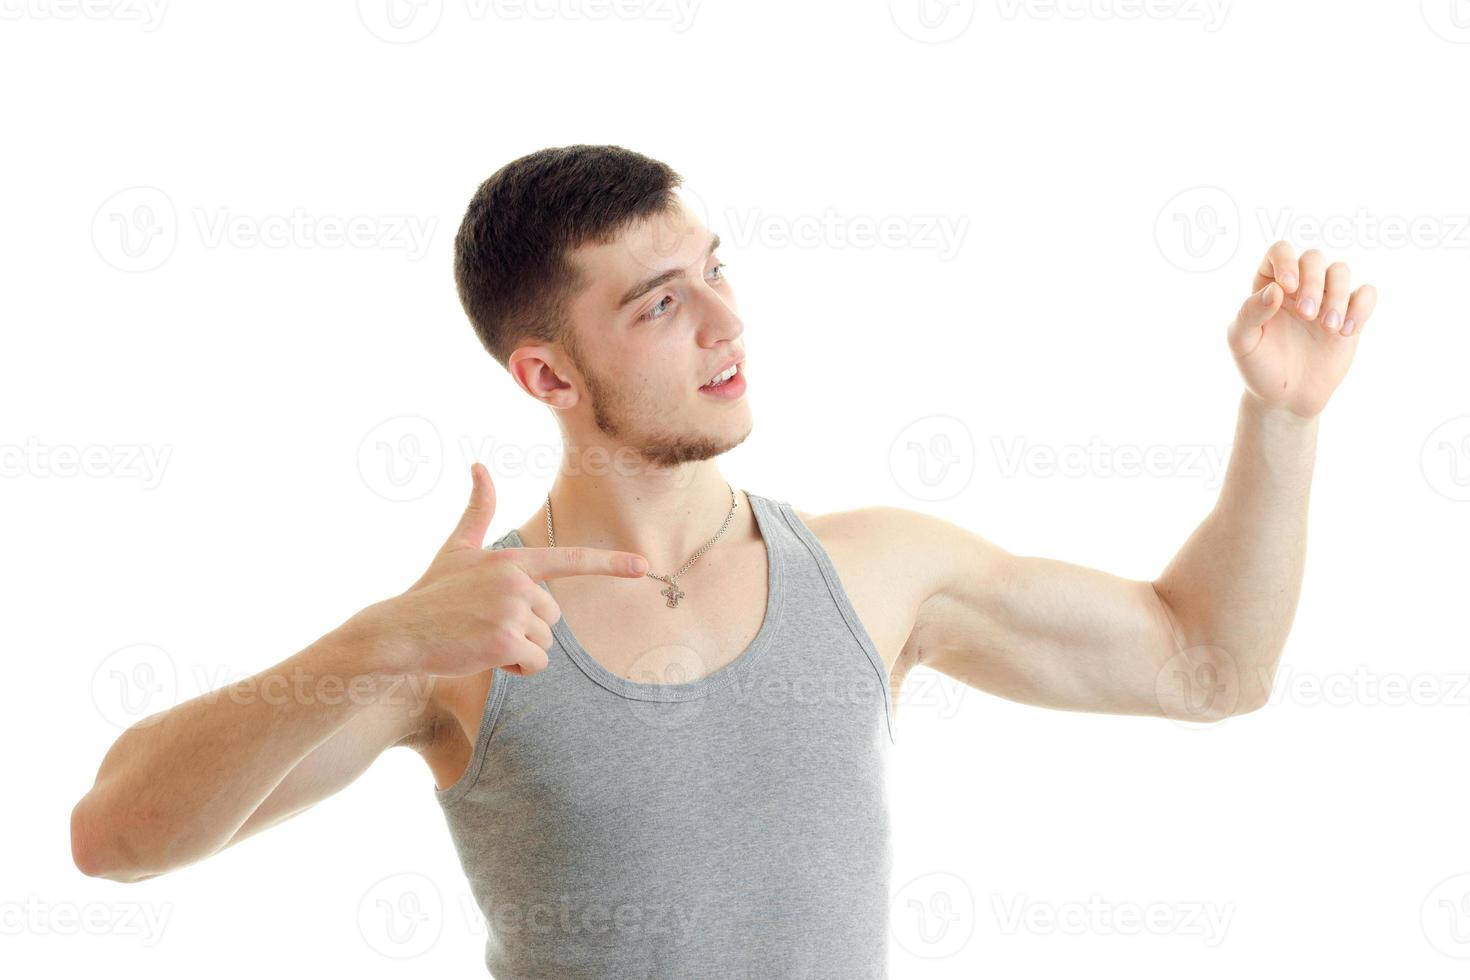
left=504, top=545, right=649, bottom=581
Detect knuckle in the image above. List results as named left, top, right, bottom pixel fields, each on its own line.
left=506, top=573, right=536, bottom=600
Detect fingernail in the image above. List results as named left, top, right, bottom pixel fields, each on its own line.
left=629, top=557, right=648, bottom=574
left=1260, top=283, right=1276, bottom=305
left=1341, top=318, right=1356, bottom=336
left=1324, top=309, right=1341, bottom=330
left=1282, top=273, right=1297, bottom=290
left=1298, top=297, right=1317, bottom=318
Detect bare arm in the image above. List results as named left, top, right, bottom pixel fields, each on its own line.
left=70, top=462, right=647, bottom=883
left=69, top=618, right=431, bottom=883
left=893, top=397, right=1312, bottom=721
left=1151, top=392, right=1317, bottom=712
left=901, top=244, right=1377, bottom=720
left=889, top=509, right=1198, bottom=719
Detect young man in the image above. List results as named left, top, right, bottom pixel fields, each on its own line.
left=72, top=145, right=1379, bottom=977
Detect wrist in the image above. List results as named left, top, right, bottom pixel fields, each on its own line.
left=1241, top=388, right=1321, bottom=429
left=316, top=603, right=417, bottom=685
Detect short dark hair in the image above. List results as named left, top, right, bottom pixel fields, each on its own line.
left=452, top=145, right=684, bottom=370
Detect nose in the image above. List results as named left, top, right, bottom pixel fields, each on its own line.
left=696, top=284, right=743, bottom=347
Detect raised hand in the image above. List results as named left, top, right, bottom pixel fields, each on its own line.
left=356, top=463, right=649, bottom=679
left=1226, top=241, right=1379, bottom=419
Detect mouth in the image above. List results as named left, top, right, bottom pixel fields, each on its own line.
left=698, top=358, right=743, bottom=391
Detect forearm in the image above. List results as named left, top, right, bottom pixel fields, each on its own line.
left=1152, top=389, right=1319, bottom=708
left=72, top=616, right=404, bottom=881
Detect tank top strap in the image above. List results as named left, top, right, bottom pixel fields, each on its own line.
left=743, top=490, right=897, bottom=744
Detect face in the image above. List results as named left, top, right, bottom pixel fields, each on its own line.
left=534, top=200, right=751, bottom=471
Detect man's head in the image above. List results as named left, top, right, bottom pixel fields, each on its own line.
left=454, top=145, right=749, bottom=472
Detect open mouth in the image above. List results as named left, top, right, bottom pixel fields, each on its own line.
left=699, top=361, right=742, bottom=390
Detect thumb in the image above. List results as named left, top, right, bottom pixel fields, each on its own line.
left=1227, top=281, right=1284, bottom=359
left=443, top=462, right=496, bottom=552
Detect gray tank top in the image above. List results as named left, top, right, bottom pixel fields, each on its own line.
left=433, top=491, right=897, bottom=977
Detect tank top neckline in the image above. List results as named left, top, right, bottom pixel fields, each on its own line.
left=501, top=489, right=787, bottom=703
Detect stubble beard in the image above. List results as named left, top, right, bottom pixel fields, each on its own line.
left=576, top=351, right=751, bottom=470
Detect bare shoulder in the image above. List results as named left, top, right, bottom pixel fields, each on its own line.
left=794, top=504, right=995, bottom=600
left=787, top=503, right=987, bottom=678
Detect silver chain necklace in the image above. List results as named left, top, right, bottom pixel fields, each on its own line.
left=545, top=482, right=738, bottom=609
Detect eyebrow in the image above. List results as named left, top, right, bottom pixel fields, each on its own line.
left=615, top=232, right=721, bottom=310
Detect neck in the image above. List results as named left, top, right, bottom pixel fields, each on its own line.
left=539, top=457, right=744, bottom=574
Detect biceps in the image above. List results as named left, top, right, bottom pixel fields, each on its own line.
left=914, top=554, right=1183, bottom=716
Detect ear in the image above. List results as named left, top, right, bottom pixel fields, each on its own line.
left=509, top=345, right=578, bottom=409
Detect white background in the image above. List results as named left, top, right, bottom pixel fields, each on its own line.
left=4, top=0, right=1468, bottom=976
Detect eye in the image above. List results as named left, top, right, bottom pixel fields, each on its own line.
left=640, top=294, right=675, bottom=322
left=639, top=264, right=730, bottom=323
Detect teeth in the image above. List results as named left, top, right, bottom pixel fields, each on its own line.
left=706, top=363, right=738, bottom=386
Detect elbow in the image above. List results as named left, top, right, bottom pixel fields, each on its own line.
left=1226, top=690, right=1270, bottom=717
left=70, top=795, right=112, bottom=879
left=1229, top=666, right=1276, bottom=716
left=1211, top=650, right=1276, bottom=719
left=1154, top=643, right=1275, bottom=722
left=1226, top=644, right=1280, bottom=717
left=70, top=794, right=152, bottom=883
left=1148, top=587, right=1281, bottom=720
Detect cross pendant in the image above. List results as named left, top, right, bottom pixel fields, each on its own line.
left=660, top=581, right=685, bottom=608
